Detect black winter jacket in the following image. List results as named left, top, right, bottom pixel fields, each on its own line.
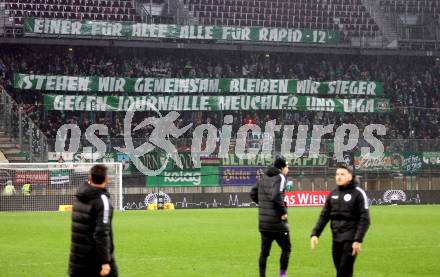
left=250, top=166, right=289, bottom=232
left=311, top=178, right=370, bottom=242
left=68, top=182, right=116, bottom=276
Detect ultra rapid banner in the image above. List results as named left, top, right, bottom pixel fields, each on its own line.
left=220, top=153, right=329, bottom=167
left=24, top=17, right=341, bottom=44
left=43, top=94, right=391, bottom=113
left=13, top=73, right=384, bottom=96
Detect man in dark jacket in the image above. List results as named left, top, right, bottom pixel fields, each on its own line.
left=310, top=164, right=370, bottom=277
left=69, top=164, right=117, bottom=277
left=250, top=155, right=290, bottom=277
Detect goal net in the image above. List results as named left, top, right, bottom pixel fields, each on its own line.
left=0, top=163, right=123, bottom=212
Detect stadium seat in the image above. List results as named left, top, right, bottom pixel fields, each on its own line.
left=185, top=0, right=380, bottom=37
left=4, top=0, right=143, bottom=25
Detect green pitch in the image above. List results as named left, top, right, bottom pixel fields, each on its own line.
left=0, top=205, right=439, bottom=277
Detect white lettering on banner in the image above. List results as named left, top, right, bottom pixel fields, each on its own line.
left=179, top=25, right=214, bottom=39
left=15, top=72, right=384, bottom=96
left=134, top=78, right=153, bottom=92
left=55, top=76, right=68, bottom=91
left=258, top=28, right=302, bottom=42
left=328, top=81, right=377, bottom=96
left=21, top=75, right=90, bottom=91
left=53, top=96, right=109, bottom=111
left=200, top=96, right=210, bottom=111
left=132, top=23, right=149, bottom=37
left=164, top=172, right=201, bottom=185
left=288, top=97, right=298, bottom=109
left=53, top=95, right=64, bottom=110
left=33, top=18, right=44, bottom=33
left=220, top=154, right=328, bottom=167
left=217, top=95, right=294, bottom=110
left=306, top=97, right=335, bottom=111
left=33, top=75, right=44, bottom=89
left=118, top=96, right=205, bottom=111
left=133, top=78, right=220, bottom=93
left=297, top=80, right=320, bottom=94
left=95, top=96, right=109, bottom=111
left=89, top=22, right=122, bottom=36
left=61, top=20, right=70, bottom=34
left=71, top=21, right=82, bottom=34
left=65, top=95, right=75, bottom=110
left=46, top=76, right=56, bottom=90
left=342, top=99, right=374, bottom=113
left=46, top=95, right=387, bottom=112
left=156, top=24, right=166, bottom=37
left=98, top=77, right=126, bottom=92
left=38, top=19, right=82, bottom=35
left=221, top=26, right=251, bottom=40
left=229, top=79, right=288, bottom=93
left=131, top=24, right=177, bottom=38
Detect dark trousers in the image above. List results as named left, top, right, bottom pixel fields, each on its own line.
left=259, top=231, right=291, bottom=277
left=70, top=261, right=118, bottom=277
left=332, top=241, right=356, bottom=277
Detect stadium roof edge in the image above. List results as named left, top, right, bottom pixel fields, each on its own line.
left=0, top=37, right=438, bottom=57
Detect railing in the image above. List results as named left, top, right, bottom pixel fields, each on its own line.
left=37, top=134, right=440, bottom=191
left=1, top=82, right=440, bottom=190
left=374, top=0, right=440, bottom=49
left=0, top=86, right=48, bottom=162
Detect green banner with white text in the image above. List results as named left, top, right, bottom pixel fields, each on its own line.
left=24, top=17, right=341, bottom=44
left=43, top=94, right=391, bottom=113
left=146, top=166, right=220, bottom=187
left=13, top=73, right=384, bottom=96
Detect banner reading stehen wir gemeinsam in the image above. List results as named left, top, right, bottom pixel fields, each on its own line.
left=14, top=73, right=385, bottom=96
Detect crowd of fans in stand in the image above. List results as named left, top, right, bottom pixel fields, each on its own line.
left=1, top=45, right=440, bottom=150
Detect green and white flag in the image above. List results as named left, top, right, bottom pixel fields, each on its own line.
left=49, top=169, right=70, bottom=185
left=422, top=152, right=440, bottom=167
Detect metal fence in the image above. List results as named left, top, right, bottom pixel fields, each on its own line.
left=38, top=136, right=440, bottom=192
left=1, top=81, right=440, bottom=191
left=0, top=87, right=48, bottom=162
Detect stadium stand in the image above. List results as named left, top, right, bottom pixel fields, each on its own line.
left=379, top=0, right=440, bottom=42
left=185, top=0, right=380, bottom=37
left=1, top=0, right=439, bottom=46
left=1, top=45, right=440, bottom=150
left=3, top=0, right=140, bottom=26
left=381, top=0, right=439, bottom=17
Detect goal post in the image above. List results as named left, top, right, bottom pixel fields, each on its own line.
left=0, top=162, right=123, bottom=212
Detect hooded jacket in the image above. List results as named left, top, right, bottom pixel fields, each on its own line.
left=250, top=166, right=289, bottom=232
left=68, top=182, right=116, bottom=276
left=311, top=178, right=370, bottom=242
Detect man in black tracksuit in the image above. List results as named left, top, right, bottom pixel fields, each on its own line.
left=310, top=164, right=370, bottom=277
left=250, top=155, right=291, bottom=277
left=69, top=165, right=118, bottom=277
